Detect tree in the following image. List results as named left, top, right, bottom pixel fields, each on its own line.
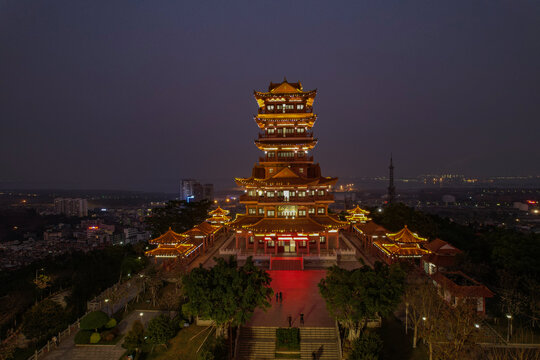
left=22, top=299, right=66, bottom=340
left=318, top=262, right=405, bottom=341
left=122, top=320, right=145, bottom=353
left=348, top=331, right=383, bottom=360
left=145, top=199, right=211, bottom=237
left=182, top=256, right=273, bottom=357
left=80, top=311, right=109, bottom=332
left=424, top=300, right=481, bottom=360
left=143, top=265, right=163, bottom=307
left=403, top=273, right=444, bottom=348
left=146, top=314, right=177, bottom=351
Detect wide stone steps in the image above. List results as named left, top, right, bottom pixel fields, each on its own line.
left=300, top=341, right=339, bottom=360
left=299, top=327, right=336, bottom=339
left=300, top=327, right=339, bottom=360
left=237, top=326, right=277, bottom=360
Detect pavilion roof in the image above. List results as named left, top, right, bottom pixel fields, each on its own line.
left=149, top=227, right=188, bottom=245
left=347, top=205, right=370, bottom=215
left=373, top=240, right=431, bottom=258
left=183, top=222, right=221, bottom=237
left=430, top=271, right=494, bottom=298
left=207, top=215, right=231, bottom=223
left=387, top=225, right=427, bottom=244
left=354, top=221, right=388, bottom=236
left=235, top=168, right=338, bottom=188
left=208, top=206, right=230, bottom=216
left=227, top=214, right=345, bottom=233
left=254, top=139, right=318, bottom=151
left=424, top=238, right=462, bottom=255
left=145, top=243, right=195, bottom=257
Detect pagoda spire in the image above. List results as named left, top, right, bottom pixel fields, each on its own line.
left=388, top=154, right=396, bottom=203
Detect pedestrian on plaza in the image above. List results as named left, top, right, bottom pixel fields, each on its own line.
left=287, top=315, right=292, bottom=327
left=275, top=291, right=279, bottom=302
left=52, top=336, right=58, bottom=347
left=279, top=291, right=283, bottom=303
left=300, top=313, right=304, bottom=326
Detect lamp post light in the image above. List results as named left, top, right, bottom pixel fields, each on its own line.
left=104, top=299, right=110, bottom=315
left=506, top=314, right=513, bottom=342
left=474, top=323, right=480, bottom=329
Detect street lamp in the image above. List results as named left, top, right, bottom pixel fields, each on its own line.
left=474, top=323, right=480, bottom=329
left=104, top=299, right=110, bottom=315
left=506, top=314, right=513, bottom=342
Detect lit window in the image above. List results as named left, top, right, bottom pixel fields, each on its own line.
left=267, top=105, right=274, bottom=111
left=299, top=191, right=306, bottom=197
left=268, top=151, right=275, bottom=157
left=297, top=128, right=305, bottom=133
left=298, top=151, right=305, bottom=157
left=320, top=236, right=326, bottom=243
left=299, top=168, right=304, bottom=174
left=248, top=190, right=255, bottom=196
left=297, top=104, right=304, bottom=110
left=258, top=207, right=264, bottom=215
left=318, top=190, right=325, bottom=196
left=308, top=207, right=315, bottom=214
left=268, top=168, right=274, bottom=174
left=317, top=207, right=325, bottom=214
left=277, top=105, right=283, bottom=109
left=298, top=209, right=306, bottom=216
left=267, top=191, right=275, bottom=197
left=285, top=104, right=294, bottom=109
left=248, top=208, right=256, bottom=215
left=267, top=128, right=275, bottom=134
left=267, top=209, right=275, bottom=217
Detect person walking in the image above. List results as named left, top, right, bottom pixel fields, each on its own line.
left=300, top=313, right=304, bottom=326
left=275, top=291, right=279, bottom=302
left=287, top=315, right=292, bottom=327
left=279, top=291, right=283, bottom=303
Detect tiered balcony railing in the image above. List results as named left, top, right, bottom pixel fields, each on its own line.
left=259, top=156, right=314, bottom=163
left=239, top=194, right=334, bottom=203
left=258, top=132, right=314, bottom=139
left=258, top=108, right=312, bottom=115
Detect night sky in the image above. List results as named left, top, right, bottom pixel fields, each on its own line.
left=1, top=1, right=539, bottom=192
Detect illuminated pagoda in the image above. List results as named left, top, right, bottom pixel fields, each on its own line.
left=227, top=79, right=347, bottom=256
left=373, top=225, right=431, bottom=264
left=345, top=205, right=371, bottom=225
left=146, top=208, right=225, bottom=260
left=144, top=227, right=201, bottom=260
left=206, top=206, right=231, bottom=225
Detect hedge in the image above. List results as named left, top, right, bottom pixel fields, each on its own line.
left=74, top=330, right=92, bottom=344
left=276, top=328, right=300, bottom=350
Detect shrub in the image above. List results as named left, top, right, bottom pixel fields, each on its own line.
left=74, top=330, right=92, bottom=344
left=276, top=328, right=300, bottom=350
left=349, top=331, right=382, bottom=360
left=89, top=332, right=101, bottom=344
left=80, top=311, right=109, bottom=331
left=105, top=318, right=117, bottom=329
left=101, top=330, right=116, bottom=342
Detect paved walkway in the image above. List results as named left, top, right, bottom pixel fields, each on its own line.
left=42, top=310, right=164, bottom=360
left=189, top=233, right=234, bottom=270
left=246, top=270, right=334, bottom=328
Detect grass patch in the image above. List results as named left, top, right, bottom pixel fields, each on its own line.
left=377, top=315, right=428, bottom=360
left=143, top=325, right=212, bottom=360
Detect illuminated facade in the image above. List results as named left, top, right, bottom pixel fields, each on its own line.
left=372, top=225, right=431, bottom=264
left=227, top=80, right=347, bottom=255
left=146, top=208, right=226, bottom=260
left=345, top=205, right=371, bottom=225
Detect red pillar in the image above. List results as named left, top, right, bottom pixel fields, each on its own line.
left=326, top=232, right=329, bottom=252
left=275, top=241, right=278, bottom=255
left=235, top=233, right=239, bottom=249
left=254, top=236, right=258, bottom=254
left=317, top=237, right=321, bottom=255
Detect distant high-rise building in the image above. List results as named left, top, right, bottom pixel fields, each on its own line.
left=387, top=155, right=396, bottom=203
left=54, top=198, right=88, bottom=217
left=180, top=179, right=214, bottom=202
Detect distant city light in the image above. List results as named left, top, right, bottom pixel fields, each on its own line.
left=101, top=208, right=107, bottom=211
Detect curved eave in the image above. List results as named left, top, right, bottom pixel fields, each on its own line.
left=254, top=140, right=318, bottom=151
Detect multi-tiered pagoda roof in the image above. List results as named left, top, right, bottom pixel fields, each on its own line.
left=228, top=79, right=346, bottom=254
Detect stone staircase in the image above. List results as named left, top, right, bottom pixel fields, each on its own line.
left=237, top=326, right=340, bottom=360
left=237, top=326, right=277, bottom=360
left=300, top=327, right=340, bottom=360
